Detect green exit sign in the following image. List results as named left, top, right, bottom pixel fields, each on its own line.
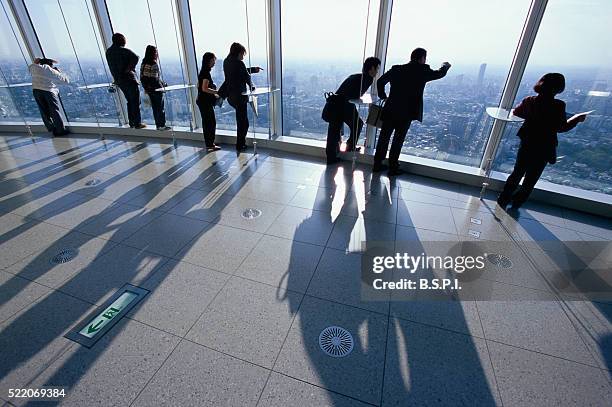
left=66, top=284, right=148, bottom=348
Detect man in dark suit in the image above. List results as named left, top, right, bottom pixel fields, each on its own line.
left=374, top=48, right=451, bottom=175
left=106, top=33, right=145, bottom=129
left=326, top=57, right=381, bottom=164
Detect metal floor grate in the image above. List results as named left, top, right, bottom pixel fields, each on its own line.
left=319, top=326, right=354, bottom=357
left=241, top=208, right=262, bottom=219
left=486, top=253, right=513, bottom=269
left=50, top=248, right=79, bottom=264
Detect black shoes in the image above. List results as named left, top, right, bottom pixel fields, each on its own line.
left=236, top=145, right=247, bottom=152
left=326, top=157, right=341, bottom=165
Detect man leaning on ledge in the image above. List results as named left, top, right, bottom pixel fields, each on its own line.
left=106, top=32, right=146, bottom=129
left=28, top=57, right=70, bottom=137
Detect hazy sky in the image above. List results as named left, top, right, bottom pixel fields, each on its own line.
left=0, top=0, right=610, bottom=70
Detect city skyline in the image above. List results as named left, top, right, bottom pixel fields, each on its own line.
left=1, top=58, right=610, bottom=196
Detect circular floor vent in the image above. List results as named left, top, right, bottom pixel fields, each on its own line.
left=50, top=248, right=79, bottom=265
left=85, top=178, right=101, bottom=186
left=319, top=326, right=354, bottom=358
left=486, top=253, right=513, bottom=269
left=241, top=208, right=262, bottom=220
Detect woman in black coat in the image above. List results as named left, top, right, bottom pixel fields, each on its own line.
left=497, top=73, right=587, bottom=210
left=196, top=52, right=221, bottom=151
left=222, top=42, right=262, bottom=151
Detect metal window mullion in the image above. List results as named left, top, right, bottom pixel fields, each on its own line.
left=174, top=0, right=199, bottom=131
left=7, top=0, right=42, bottom=60
left=365, top=0, right=392, bottom=149
left=92, top=0, right=129, bottom=126
left=480, top=0, right=548, bottom=171
left=268, top=0, right=282, bottom=138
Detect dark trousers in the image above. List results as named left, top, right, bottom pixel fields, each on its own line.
left=118, top=81, right=142, bottom=127
left=228, top=95, right=249, bottom=149
left=147, top=91, right=166, bottom=127
left=374, top=118, right=411, bottom=168
left=499, top=144, right=548, bottom=207
left=32, top=89, right=66, bottom=135
left=326, top=103, right=363, bottom=160
left=197, top=100, right=217, bottom=147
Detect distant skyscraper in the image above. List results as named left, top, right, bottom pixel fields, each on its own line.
left=477, top=63, right=487, bottom=88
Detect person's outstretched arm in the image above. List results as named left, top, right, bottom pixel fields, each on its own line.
left=377, top=69, right=392, bottom=99
left=425, top=62, right=451, bottom=82
left=47, top=65, right=70, bottom=84
left=558, top=101, right=586, bottom=132
left=239, top=60, right=254, bottom=89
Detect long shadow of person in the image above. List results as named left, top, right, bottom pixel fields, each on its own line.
left=0, top=142, right=268, bottom=405
left=282, top=166, right=499, bottom=405
left=503, top=208, right=612, bottom=375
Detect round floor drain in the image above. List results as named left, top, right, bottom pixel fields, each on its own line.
left=50, top=248, right=79, bottom=265
left=85, top=178, right=101, bottom=186
left=241, top=208, right=262, bottom=219
left=319, top=326, right=354, bottom=358
left=486, top=253, right=513, bottom=269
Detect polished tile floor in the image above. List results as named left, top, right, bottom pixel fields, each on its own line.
left=0, top=133, right=610, bottom=406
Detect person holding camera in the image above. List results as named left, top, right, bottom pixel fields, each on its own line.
left=28, top=58, right=70, bottom=137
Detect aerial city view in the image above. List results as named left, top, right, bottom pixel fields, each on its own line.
left=1, top=57, right=610, bottom=195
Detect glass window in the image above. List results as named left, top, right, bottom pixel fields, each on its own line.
left=385, top=0, right=531, bottom=167
left=189, top=0, right=270, bottom=134
left=105, top=0, right=192, bottom=128
left=494, top=0, right=612, bottom=196
left=281, top=0, right=380, bottom=140
left=23, top=0, right=120, bottom=124
left=0, top=0, right=39, bottom=123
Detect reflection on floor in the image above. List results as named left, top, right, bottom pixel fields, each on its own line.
left=0, top=133, right=610, bottom=406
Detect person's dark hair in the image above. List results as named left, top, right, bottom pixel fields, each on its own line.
left=142, top=45, right=157, bottom=65
left=199, top=52, right=216, bottom=75
left=112, top=33, right=126, bottom=47
left=38, top=58, right=56, bottom=67
left=410, top=47, right=427, bottom=62
left=533, top=73, right=565, bottom=96
left=228, top=42, right=247, bottom=58
left=362, top=57, right=381, bottom=73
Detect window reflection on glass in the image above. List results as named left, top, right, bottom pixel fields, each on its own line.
left=105, top=0, right=192, bottom=128
left=23, top=0, right=120, bottom=124
left=189, top=0, right=270, bottom=134
left=494, top=0, right=612, bottom=196
left=281, top=0, right=379, bottom=140
left=0, top=0, right=39, bottom=122
left=385, top=0, right=531, bottom=167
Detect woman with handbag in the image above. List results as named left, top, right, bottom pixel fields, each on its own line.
left=323, top=57, right=380, bottom=165
left=497, top=73, right=587, bottom=210
left=196, top=52, right=221, bottom=151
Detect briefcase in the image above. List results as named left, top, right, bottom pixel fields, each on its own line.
left=366, top=100, right=385, bottom=129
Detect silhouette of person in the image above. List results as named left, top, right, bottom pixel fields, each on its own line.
left=140, top=45, right=171, bottom=131
left=196, top=52, right=221, bottom=151
left=222, top=42, right=262, bottom=152
left=374, top=48, right=451, bottom=176
left=28, top=57, right=70, bottom=137
left=497, top=73, right=587, bottom=210
left=325, top=57, right=381, bottom=165
left=106, top=33, right=145, bottom=129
